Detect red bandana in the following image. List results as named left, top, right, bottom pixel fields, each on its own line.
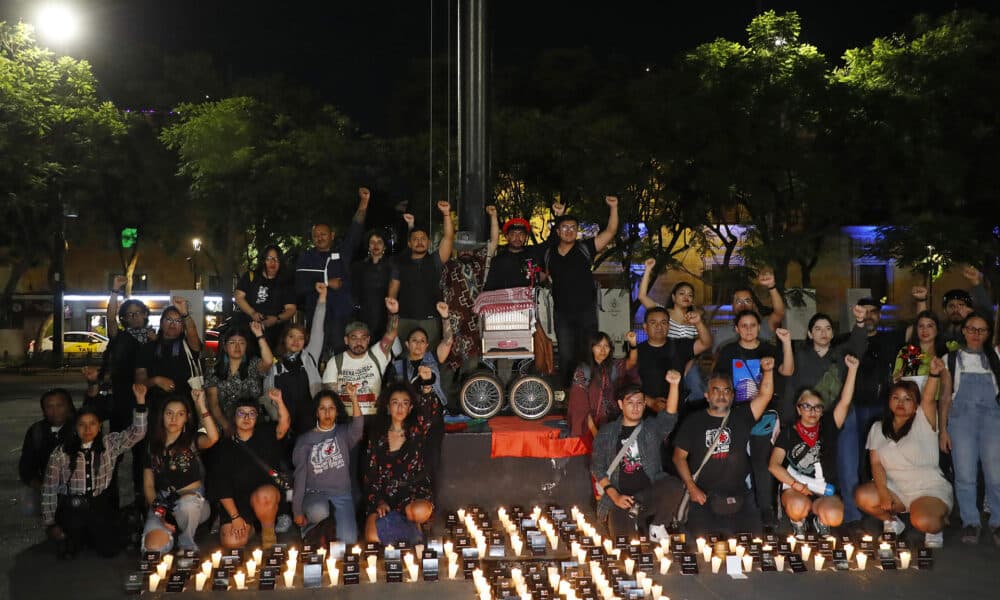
left=795, top=422, right=820, bottom=448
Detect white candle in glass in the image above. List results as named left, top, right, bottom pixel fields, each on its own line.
left=640, top=578, right=653, bottom=594
left=194, top=572, right=207, bottom=591
left=448, top=561, right=460, bottom=579
left=148, top=573, right=161, bottom=592
left=711, top=556, right=722, bottom=574
left=233, top=571, right=246, bottom=590
left=654, top=546, right=664, bottom=561
left=288, top=547, right=299, bottom=563
left=899, top=551, right=911, bottom=570
left=512, top=538, right=524, bottom=556
left=844, top=543, right=855, bottom=561
left=201, top=560, right=212, bottom=578
left=856, top=552, right=868, bottom=570
left=162, top=553, right=174, bottom=571
left=367, top=555, right=377, bottom=569
left=651, top=583, right=663, bottom=600
left=701, top=545, right=712, bottom=563
left=156, top=561, right=168, bottom=579
left=743, top=555, right=753, bottom=572
left=286, top=558, right=297, bottom=573
left=366, top=565, right=377, bottom=583
left=727, top=538, right=737, bottom=553
left=814, top=554, right=825, bottom=571
left=548, top=571, right=560, bottom=590
left=660, top=557, right=671, bottom=575
left=408, top=562, right=419, bottom=581
left=245, top=558, right=257, bottom=579
left=327, top=561, right=339, bottom=585
left=787, top=536, right=797, bottom=552
left=444, top=541, right=454, bottom=556
left=624, top=558, right=635, bottom=575
left=736, top=545, right=746, bottom=559
left=352, top=545, right=362, bottom=556
left=253, top=547, right=263, bottom=564
left=695, top=537, right=707, bottom=553
left=211, top=550, right=222, bottom=568
left=284, top=568, right=295, bottom=588
left=774, top=554, right=786, bottom=572
left=800, top=544, right=812, bottom=561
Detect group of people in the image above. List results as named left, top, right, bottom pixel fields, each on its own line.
left=19, top=186, right=999, bottom=560
left=587, top=268, right=999, bottom=550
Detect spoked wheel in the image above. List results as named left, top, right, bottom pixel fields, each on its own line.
left=460, top=373, right=504, bottom=419
left=508, top=375, right=554, bottom=420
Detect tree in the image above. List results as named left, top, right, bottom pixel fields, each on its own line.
left=0, top=22, right=126, bottom=327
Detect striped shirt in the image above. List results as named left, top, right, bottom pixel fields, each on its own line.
left=668, top=318, right=698, bottom=340
left=41, top=408, right=147, bottom=525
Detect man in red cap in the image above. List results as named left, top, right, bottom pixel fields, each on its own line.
left=484, top=216, right=548, bottom=291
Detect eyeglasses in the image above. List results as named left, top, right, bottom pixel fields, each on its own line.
left=797, top=403, right=824, bottom=413
left=236, top=410, right=258, bottom=419
left=964, top=326, right=989, bottom=335
left=733, top=298, right=754, bottom=306
left=163, top=317, right=183, bottom=325
left=264, top=256, right=280, bottom=262
left=558, top=224, right=578, bottom=232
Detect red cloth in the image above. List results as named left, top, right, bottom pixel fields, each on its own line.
left=474, top=286, right=533, bottom=314
left=489, top=416, right=591, bottom=458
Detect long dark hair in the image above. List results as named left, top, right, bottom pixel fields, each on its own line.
left=61, top=406, right=106, bottom=466
left=905, top=310, right=948, bottom=358
left=312, top=390, right=349, bottom=425
left=275, top=323, right=310, bottom=358
left=154, top=306, right=185, bottom=358
left=961, top=312, right=1000, bottom=389
left=256, top=244, right=286, bottom=279
left=579, top=331, right=614, bottom=390
left=147, top=394, right=199, bottom=457
left=880, top=381, right=920, bottom=442
left=374, top=382, right=420, bottom=435
left=665, top=281, right=695, bottom=310
left=214, top=326, right=253, bottom=380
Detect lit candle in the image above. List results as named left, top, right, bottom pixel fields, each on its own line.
left=762, top=544, right=772, bottom=553
left=736, top=545, right=746, bottom=559
left=856, top=552, right=868, bottom=570
left=743, top=554, right=753, bottom=572
left=211, top=550, right=222, bottom=568
left=246, top=558, right=257, bottom=579
left=548, top=571, right=560, bottom=590
left=549, top=533, right=560, bottom=550
left=252, top=548, right=263, bottom=565
left=156, top=561, right=168, bottom=579
left=367, top=555, right=377, bottom=570
left=899, top=551, right=911, bottom=570
left=862, top=534, right=873, bottom=543
left=640, top=577, right=653, bottom=595
left=162, top=553, right=174, bottom=571
left=775, top=554, right=785, bottom=572
left=727, top=538, right=737, bottom=553
left=201, top=560, right=212, bottom=578
left=577, top=549, right=588, bottom=564
left=695, top=537, right=707, bottom=553
left=711, top=556, right=722, bottom=574
left=415, top=544, right=425, bottom=559
left=448, top=561, right=460, bottom=579
left=624, top=557, right=635, bottom=575
left=659, top=557, right=671, bottom=575
left=234, top=571, right=246, bottom=590
left=512, top=538, right=524, bottom=556
left=844, top=543, right=855, bottom=561
left=408, top=562, right=419, bottom=581
left=480, top=590, right=492, bottom=600
left=635, top=572, right=646, bottom=587
left=800, top=544, right=812, bottom=561
left=318, top=547, right=327, bottom=560
left=787, top=535, right=798, bottom=552
left=327, top=560, right=339, bottom=585
left=288, top=547, right=299, bottom=563
left=148, top=573, right=161, bottom=592
left=366, top=565, right=377, bottom=583
left=651, top=583, right=663, bottom=600
left=701, top=544, right=712, bottom=563
left=571, top=541, right=581, bottom=557
left=879, top=542, right=891, bottom=554
left=458, top=508, right=466, bottom=521
left=404, top=552, right=415, bottom=567
left=814, top=554, right=825, bottom=571
left=284, top=568, right=295, bottom=588
left=826, top=535, right=837, bottom=548
left=195, top=571, right=207, bottom=591
left=558, top=580, right=571, bottom=596
left=352, top=545, right=362, bottom=556
left=511, top=567, right=522, bottom=583
left=286, top=558, right=297, bottom=573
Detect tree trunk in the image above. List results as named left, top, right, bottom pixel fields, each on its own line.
left=124, top=251, right=139, bottom=296
left=0, top=259, right=30, bottom=328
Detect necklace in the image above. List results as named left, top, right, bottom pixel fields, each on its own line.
left=316, top=424, right=335, bottom=432
left=389, top=426, right=405, bottom=435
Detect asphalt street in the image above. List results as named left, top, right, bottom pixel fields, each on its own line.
left=1, top=371, right=998, bottom=600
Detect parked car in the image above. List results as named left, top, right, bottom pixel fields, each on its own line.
left=28, top=331, right=109, bottom=357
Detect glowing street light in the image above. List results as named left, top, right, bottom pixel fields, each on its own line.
left=35, top=4, right=81, bottom=45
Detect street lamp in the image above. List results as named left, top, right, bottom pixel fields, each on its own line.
left=35, top=3, right=81, bottom=47
left=192, top=238, right=202, bottom=289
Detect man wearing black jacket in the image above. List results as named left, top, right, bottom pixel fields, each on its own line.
left=18, top=389, right=75, bottom=516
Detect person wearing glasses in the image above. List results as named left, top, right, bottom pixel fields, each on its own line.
left=235, top=244, right=297, bottom=348
left=205, top=322, right=274, bottom=437
left=711, top=272, right=786, bottom=352
left=938, top=313, right=1000, bottom=546
left=855, top=358, right=951, bottom=548
left=544, top=197, right=619, bottom=386
left=135, top=297, right=204, bottom=421
left=209, top=389, right=290, bottom=550
left=769, top=354, right=860, bottom=537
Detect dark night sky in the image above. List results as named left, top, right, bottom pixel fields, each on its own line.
left=3, top=0, right=998, bottom=131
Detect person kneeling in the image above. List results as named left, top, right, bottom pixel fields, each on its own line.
left=591, top=373, right=681, bottom=541
left=769, top=355, right=860, bottom=537
left=292, top=387, right=364, bottom=545
left=363, top=382, right=436, bottom=545
left=210, top=391, right=291, bottom=549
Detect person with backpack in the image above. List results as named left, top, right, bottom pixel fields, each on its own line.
left=938, top=312, right=1000, bottom=545
left=567, top=331, right=637, bottom=440
left=321, top=297, right=401, bottom=416
left=544, top=196, right=619, bottom=386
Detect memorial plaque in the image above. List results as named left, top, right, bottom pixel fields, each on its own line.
left=303, top=563, right=322, bottom=588
left=212, top=568, right=229, bottom=591
left=788, top=556, right=807, bottom=573
left=761, top=551, right=777, bottom=572
left=124, top=572, right=144, bottom=594
left=833, top=549, right=849, bottom=571
left=681, top=554, right=699, bottom=575
left=385, top=559, right=403, bottom=583
left=917, top=548, right=933, bottom=570
left=166, top=573, right=186, bottom=593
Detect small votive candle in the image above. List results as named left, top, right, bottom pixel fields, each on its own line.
left=367, top=555, right=377, bottom=569
left=659, top=557, right=671, bottom=575
left=856, top=552, right=868, bottom=570
left=603, top=539, right=614, bottom=554
left=558, top=580, right=571, bottom=596
left=727, top=538, right=737, bottom=553
left=444, top=541, right=454, bottom=556
left=246, top=558, right=257, bottom=579
left=512, top=538, right=524, bottom=556
left=457, top=508, right=466, bottom=521
left=800, top=544, right=812, bottom=561
left=695, top=537, right=707, bottom=553
left=711, top=556, right=722, bottom=574
left=252, top=548, right=263, bottom=565
left=156, top=561, right=168, bottom=579
left=787, top=535, right=797, bottom=551
left=148, top=573, right=161, bottom=592
left=352, top=545, right=362, bottom=555
left=651, top=583, right=663, bottom=600
left=448, top=561, right=460, bottom=579
left=742, top=555, right=753, bottom=572
left=774, top=554, right=785, bottom=572
left=234, top=571, right=246, bottom=590
left=879, top=542, right=891, bottom=554
left=366, top=565, right=377, bottom=583
left=844, top=543, right=855, bottom=561
left=288, top=547, right=299, bottom=563
left=654, top=546, right=664, bottom=561
left=548, top=571, right=560, bottom=590
left=735, top=545, right=746, bottom=559
left=814, top=554, right=825, bottom=571
left=408, top=562, right=419, bottom=581
left=404, top=552, right=415, bottom=567
left=624, top=558, right=635, bottom=575
left=201, top=560, right=212, bottom=578
left=641, top=577, right=653, bottom=594
left=327, top=561, right=339, bottom=585
left=194, top=571, right=207, bottom=591
left=162, top=553, right=174, bottom=571
left=211, top=550, right=223, bottom=568
left=701, top=544, right=712, bottom=563
left=899, top=551, right=911, bottom=570
left=284, top=568, right=295, bottom=588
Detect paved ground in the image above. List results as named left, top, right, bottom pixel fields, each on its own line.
left=2, top=371, right=998, bottom=600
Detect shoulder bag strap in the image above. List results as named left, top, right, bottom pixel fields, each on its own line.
left=605, top=423, right=643, bottom=480
left=691, top=410, right=731, bottom=482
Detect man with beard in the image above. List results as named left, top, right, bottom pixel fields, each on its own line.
left=484, top=214, right=548, bottom=291
left=440, top=207, right=499, bottom=401
left=321, top=298, right=400, bottom=416
left=939, top=267, right=994, bottom=346
left=388, top=200, right=455, bottom=349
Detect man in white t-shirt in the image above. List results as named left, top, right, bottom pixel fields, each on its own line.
left=322, top=298, right=399, bottom=415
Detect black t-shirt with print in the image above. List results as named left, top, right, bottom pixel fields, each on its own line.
left=145, top=441, right=204, bottom=493
left=774, top=418, right=841, bottom=491
left=236, top=272, right=294, bottom=317
left=715, top=341, right=782, bottom=404
left=615, top=424, right=651, bottom=496
left=546, top=238, right=598, bottom=313
left=673, top=403, right=756, bottom=495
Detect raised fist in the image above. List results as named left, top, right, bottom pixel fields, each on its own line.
left=268, top=388, right=284, bottom=404
left=757, top=271, right=775, bottom=289
left=113, top=275, right=128, bottom=290
left=962, top=265, right=981, bottom=285
left=929, top=356, right=945, bottom=376
left=315, top=281, right=328, bottom=298
left=417, top=365, right=433, bottom=381
left=172, top=296, right=189, bottom=313
left=485, top=205, right=497, bottom=217
left=436, top=301, right=449, bottom=318
left=249, top=321, right=264, bottom=337
left=685, top=310, right=702, bottom=326
left=403, top=213, right=415, bottom=229
left=644, top=257, right=656, bottom=271
left=385, top=297, right=399, bottom=314
left=760, top=356, right=775, bottom=372
left=437, top=200, right=451, bottom=215
left=132, top=383, right=147, bottom=404
left=775, top=328, right=791, bottom=343
left=665, top=370, right=682, bottom=386
left=605, top=195, right=619, bottom=208
left=358, top=187, right=371, bottom=204
left=551, top=202, right=566, bottom=217
left=911, top=286, right=928, bottom=301
left=844, top=354, right=859, bottom=370
left=625, top=331, right=638, bottom=347
left=82, top=365, right=99, bottom=383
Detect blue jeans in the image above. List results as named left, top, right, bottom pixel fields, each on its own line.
left=302, top=492, right=358, bottom=544
left=837, top=403, right=884, bottom=522
left=948, top=371, right=1000, bottom=529
left=142, top=489, right=210, bottom=553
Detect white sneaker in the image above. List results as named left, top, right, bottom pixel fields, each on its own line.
left=648, top=524, right=669, bottom=542
left=883, top=516, right=906, bottom=536
left=924, top=531, right=944, bottom=548
left=275, top=514, right=293, bottom=534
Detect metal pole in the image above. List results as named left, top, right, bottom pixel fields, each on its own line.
left=51, top=194, right=65, bottom=368
left=459, top=0, right=489, bottom=240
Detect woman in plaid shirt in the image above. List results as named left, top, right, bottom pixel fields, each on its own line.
left=42, top=383, right=148, bottom=559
